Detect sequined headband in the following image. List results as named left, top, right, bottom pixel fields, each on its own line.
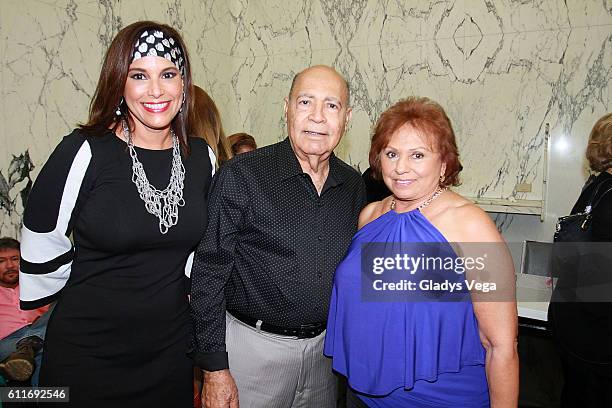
left=131, top=29, right=185, bottom=73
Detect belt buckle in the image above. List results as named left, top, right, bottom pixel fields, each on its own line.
left=297, top=323, right=321, bottom=339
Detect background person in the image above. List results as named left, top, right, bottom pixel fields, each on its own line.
left=19, top=21, right=214, bottom=407
left=0, top=237, right=50, bottom=385
left=228, top=132, right=257, bottom=155
left=324, top=97, right=518, bottom=407
left=361, top=166, right=390, bottom=203
left=548, top=112, right=612, bottom=408
left=190, top=85, right=233, bottom=166
left=191, top=65, right=366, bottom=408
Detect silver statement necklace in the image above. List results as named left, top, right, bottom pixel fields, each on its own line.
left=122, top=121, right=185, bottom=234
left=390, top=186, right=447, bottom=211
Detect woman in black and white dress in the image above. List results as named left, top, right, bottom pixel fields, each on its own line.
left=19, top=21, right=214, bottom=407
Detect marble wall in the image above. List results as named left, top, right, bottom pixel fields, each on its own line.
left=2, top=0, right=611, bottom=244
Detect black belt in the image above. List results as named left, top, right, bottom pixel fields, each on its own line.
left=228, top=310, right=326, bottom=339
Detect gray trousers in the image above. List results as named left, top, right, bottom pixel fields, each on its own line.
left=225, top=313, right=337, bottom=408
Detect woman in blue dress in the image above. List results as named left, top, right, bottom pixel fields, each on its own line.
left=325, top=97, right=518, bottom=407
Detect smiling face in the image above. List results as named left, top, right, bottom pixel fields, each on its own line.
left=124, top=56, right=183, bottom=136
left=0, top=248, right=20, bottom=288
left=284, top=66, right=351, bottom=160
left=380, top=124, right=446, bottom=203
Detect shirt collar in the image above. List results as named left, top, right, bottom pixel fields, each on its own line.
left=276, top=137, right=345, bottom=186
left=276, top=138, right=303, bottom=180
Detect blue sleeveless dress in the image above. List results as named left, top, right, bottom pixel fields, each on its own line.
left=324, top=209, right=489, bottom=407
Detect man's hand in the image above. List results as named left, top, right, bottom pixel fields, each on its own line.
left=202, top=369, right=239, bottom=408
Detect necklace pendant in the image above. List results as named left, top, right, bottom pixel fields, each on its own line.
left=389, top=187, right=447, bottom=212
left=122, top=120, right=186, bottom=234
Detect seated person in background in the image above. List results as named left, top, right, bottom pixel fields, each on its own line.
left=190, top=85, right=233, bottom=167
left=0, top=237, right=51, bottom=384
left=228, top=132, right=257, bottom=155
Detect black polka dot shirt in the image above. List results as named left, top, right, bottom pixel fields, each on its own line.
left=190, top=138, right=366, bottom=371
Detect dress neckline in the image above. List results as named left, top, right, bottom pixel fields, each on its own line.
left=111, top=132, right=173, bottom=153
left=357, top=207, right=449, bottom=245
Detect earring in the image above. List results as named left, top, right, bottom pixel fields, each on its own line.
left=439, top=174, right=445, bottom=185
left=115, top=97, right=124, bottom=116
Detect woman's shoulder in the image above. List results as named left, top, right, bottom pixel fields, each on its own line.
left=591, top=173, right=612, bottom=237
left=186, top=137, right=215, bottom=174
left=62, top=127, right=122, bottom=153
left=442, top=193, right=482, bottom=218
left=358, top=197, right=392, bottom=229
left=188, top=136, right=209, bottom=151
left=47, top=127, right=114, bottom=159
left=593, top=172, right=612, bottom=205
left=72, top=125, right=116, bottom=139
left=434, top=191, right=502, bottom=242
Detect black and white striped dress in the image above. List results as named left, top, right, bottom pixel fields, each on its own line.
left=19, top=127, right=213, bottom=407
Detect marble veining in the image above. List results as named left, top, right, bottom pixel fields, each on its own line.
left=1, top=0, right=611, bottom=243
left=0, top=152, right=34, bottom=237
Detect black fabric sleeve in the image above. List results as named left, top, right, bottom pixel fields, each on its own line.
left=20, top=131, right=92, bottom=309
left=190, top=163, right=248, bottom=371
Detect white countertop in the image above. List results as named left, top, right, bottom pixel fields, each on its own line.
left=516, top=274, right=553, bottom=321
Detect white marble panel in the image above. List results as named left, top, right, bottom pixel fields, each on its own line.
left=0, top=0, right=225, bottom=236
left=1, top=0, right=611, bottom=245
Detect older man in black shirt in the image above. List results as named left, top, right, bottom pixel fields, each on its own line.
left=191, top=65, right=366, bottom=408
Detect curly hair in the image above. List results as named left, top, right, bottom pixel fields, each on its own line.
left=369, top=97, right=462, bottom=187
left=586, top=113, right=612, bottom=172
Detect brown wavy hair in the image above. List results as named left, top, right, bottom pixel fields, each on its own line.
left=586, top=112, right=612, bottom=172
left=81, top=21, right=193, bottom=154
left=189, top=86, right=232, bottom=164
left=228, top=133, right=257, bottom=155
left=369, top=97, right=462, bottom=187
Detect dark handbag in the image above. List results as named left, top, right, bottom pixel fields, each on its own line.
left=554, top=179, right=612, bottom=242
